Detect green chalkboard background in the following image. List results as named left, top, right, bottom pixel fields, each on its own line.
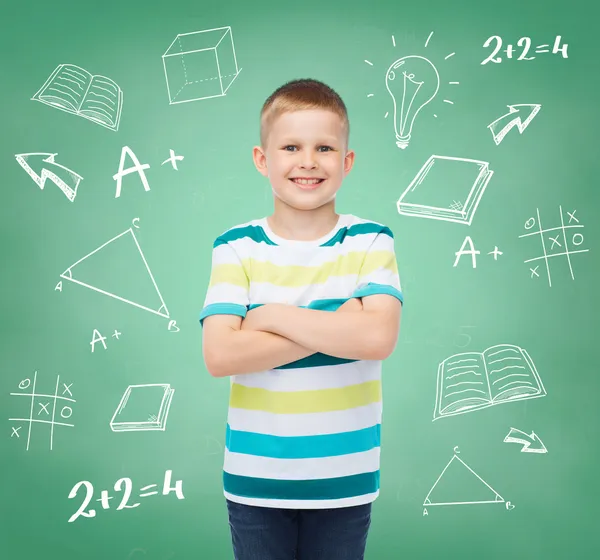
left=1, top=0, right=599, bottom=558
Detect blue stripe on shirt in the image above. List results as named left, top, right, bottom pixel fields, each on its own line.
left=226, top=423, right=381, bottom=459
left=223, top=470, right=380, bottom=501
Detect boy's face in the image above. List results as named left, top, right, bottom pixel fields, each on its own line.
left=253, top=109, right=355, bottom=211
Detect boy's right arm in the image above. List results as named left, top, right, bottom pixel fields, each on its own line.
left=203, top=298, right=363, bottom=377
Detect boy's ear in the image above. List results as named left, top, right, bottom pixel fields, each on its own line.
left=344, top=149, right=355, bottom=175
left=252, top=145, right=269, bottom=177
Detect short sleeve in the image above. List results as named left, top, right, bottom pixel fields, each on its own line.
left=199, top=237, right=250, bottom=327
left=351, top=226, right=403, bottom=304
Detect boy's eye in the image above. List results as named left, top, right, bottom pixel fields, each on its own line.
left=283, top=145, right=333, bottom=152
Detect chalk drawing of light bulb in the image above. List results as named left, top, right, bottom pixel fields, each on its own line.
left=385, top=55, right=440, bottom=149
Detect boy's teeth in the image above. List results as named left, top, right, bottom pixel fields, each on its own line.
left=292, top=178, right=322, bottom=185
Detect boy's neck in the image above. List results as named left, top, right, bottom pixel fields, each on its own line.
left=267, top=207, right=340, bottom=242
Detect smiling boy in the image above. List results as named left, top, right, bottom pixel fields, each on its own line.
left=199, top=78, right=403, bottom=560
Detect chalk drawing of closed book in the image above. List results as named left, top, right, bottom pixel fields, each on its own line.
left=433, top=344, right=546, bottom=421
left=110, top=384, right=174, bottom=432
left=32, top=63, right=123, bottom=131
left=397, top=155, right=494, bottom=225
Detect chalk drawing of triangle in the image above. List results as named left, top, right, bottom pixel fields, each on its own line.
left=423, top=454, right=505, bottom=507
left=60, top=228, right=170, bottom=318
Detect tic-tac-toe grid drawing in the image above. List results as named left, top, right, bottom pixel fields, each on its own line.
left=8, top=371, right=76, bottom=451
left=519, top=206, right=589, bottom=287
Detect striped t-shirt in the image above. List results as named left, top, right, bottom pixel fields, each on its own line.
left=199, top=213, right=403, bottom=509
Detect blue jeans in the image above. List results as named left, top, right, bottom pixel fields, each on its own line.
left=226, top=499, right=372, bottom=560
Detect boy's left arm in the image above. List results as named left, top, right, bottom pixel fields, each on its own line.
left=246, top=226, right=403, bottom=361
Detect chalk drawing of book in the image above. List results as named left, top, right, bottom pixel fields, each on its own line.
left=32, top=63, right=123, bottom=131
left=59, top=227, right=170, bottom=319
left=423, top=451, right=507, bottom=509
left=433, top=344, right=546, bottom=421
left=396, top=155, right=494, bottom=225
left=110, top=384, right=175, bottom=432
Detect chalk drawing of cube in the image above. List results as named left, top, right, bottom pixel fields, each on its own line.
left=162, top=26, right=243, bottom=105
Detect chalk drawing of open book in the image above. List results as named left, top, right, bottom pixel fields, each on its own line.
left=433, top=344, right=546, bottom=421
left=32, top=63, right=123, bottom=131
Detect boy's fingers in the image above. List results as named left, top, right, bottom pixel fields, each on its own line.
left=337, top=298, right=362, bottom=312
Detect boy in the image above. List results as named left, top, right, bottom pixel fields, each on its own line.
left=199, top=78, right=403, bottom=560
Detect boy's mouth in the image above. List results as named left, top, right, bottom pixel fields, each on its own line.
left=290, top=178, right=325, bottom=190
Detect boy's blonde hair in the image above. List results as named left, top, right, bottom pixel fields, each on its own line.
left=260, top=78, right=349, bottom=150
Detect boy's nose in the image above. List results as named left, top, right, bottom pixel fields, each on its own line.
left=299, top=158, right=318, bottom=169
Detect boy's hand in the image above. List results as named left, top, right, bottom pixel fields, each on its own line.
left=336, top=297, right=363, bottom=313
left=240, top=305, right=269, bottom=332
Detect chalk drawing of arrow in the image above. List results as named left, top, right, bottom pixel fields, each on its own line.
left=15, top=152, right=83, bottom=202
left=503, top=427, right=547, bottom=453
left=487, top=104, right=541, bottom=146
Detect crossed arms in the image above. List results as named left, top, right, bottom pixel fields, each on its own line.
left=202, top=295, right=402, bottom=378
